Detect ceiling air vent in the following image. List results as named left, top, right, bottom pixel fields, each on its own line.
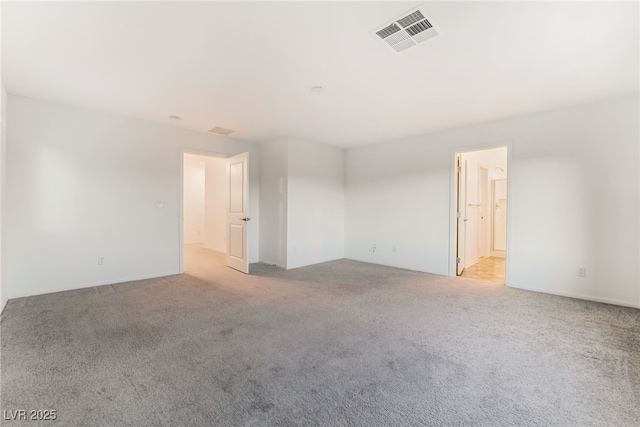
left=209, top=127, right=235, bottom=136
left=375, top=7, right=439, bottom=53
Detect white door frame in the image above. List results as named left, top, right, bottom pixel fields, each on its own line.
left=449, top=141, right=513, bottom=285
left=455, top=154, right=466, bottom=275
left=179, top=148, right=230, bottom=274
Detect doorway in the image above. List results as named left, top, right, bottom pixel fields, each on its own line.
left=454, top=147, right=508, bottom=284
left=181, top=152, right=251, bottom=276
left=183, top=153, right=227, bottom=274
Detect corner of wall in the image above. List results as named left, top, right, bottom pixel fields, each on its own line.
left=258, top=137, right=289, bottom=268
left=285, top=137, right=346, bottom=269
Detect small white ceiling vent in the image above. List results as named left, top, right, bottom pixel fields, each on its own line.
left=375, top=8, right=439, bottom=53
left=209, top=127, right=235, bottom=136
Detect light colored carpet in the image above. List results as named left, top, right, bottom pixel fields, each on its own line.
left=1, top=244, right=639, bottom=426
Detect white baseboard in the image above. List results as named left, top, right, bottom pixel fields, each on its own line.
left=258, top=259, right=285, bottom=268
left=184, top=240, right=204, bottom=245
left=8, top=271, right=180, bottom=300
left=507, top=283, right=640, bottom=309
left=344, top=257, right=448, bottom=276
left=203, top=245, right=225, bottom=253
left=491, top=250, right=506, bottom=258
left=349, top=258, right=637, bottom=310
left=465, top=258, right=479, bottom=268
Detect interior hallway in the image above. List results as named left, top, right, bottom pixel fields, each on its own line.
left=461, top=256, right=506, bottom=284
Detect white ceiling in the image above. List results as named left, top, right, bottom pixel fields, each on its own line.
left=3, top=1, right=638, bottom=148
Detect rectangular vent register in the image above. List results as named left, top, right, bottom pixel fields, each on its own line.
left=375, top=8, right=439, bottom=53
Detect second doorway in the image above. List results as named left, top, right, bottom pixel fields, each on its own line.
left=183, top=153, right=228, bottom=272
left=455, top=146, right=508, bottom=284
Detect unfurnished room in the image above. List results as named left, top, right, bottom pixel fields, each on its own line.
left=0, top=1, right=639, bottom=426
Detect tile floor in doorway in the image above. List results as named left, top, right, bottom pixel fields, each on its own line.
left=461, top=256, right=506, bottom=284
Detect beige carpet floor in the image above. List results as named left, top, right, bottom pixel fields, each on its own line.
left=1, top=244, right=638, bottom=426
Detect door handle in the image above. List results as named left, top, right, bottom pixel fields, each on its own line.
left=240, top=217, right=251, bottom=222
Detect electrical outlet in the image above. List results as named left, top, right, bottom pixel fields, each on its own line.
left=372, top=244, right=376, bottom=253
left=577, top=267, right=586, bottom=277
left=393, top=245, right=397, bottom=253
left=97, top=257, right=104, bottom=266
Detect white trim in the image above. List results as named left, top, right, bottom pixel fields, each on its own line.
left=504, top=144, right=514, bottom=288
left=203, top=243, right=226, bottom=253
left=183, top=148, right=227, bottom=159
left=346, top=256, right=443, bottom=275
left=508, top=283, right=640, bottom=310
left=204, top=248, right=226, bottom=256
left=259, top=259, right=285, bottom=268
left=184, top=240, right=204, bottom=245
left=465, top=257, right=479, bottom=269
left=8, top=271, right=180, bottom=300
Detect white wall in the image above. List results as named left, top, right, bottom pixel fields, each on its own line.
left=259, top=137, right=288, bottom=267
left=183, top=155, right=205, bottom=244
left=0, top=81, right=7, bottom=313
left=287, top=138, right=345, bottom=269
left=5, top=95, right=260, bottom=298
left=0, top=0, right=5, bottom=314
left=346, top=95, right=640, bottom=308
left=204, top=157, right=227, bottom=253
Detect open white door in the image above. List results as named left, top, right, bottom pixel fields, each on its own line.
left=226, top=153, right=249, bottom=273
left=456, top=155, right=466, bottom=275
